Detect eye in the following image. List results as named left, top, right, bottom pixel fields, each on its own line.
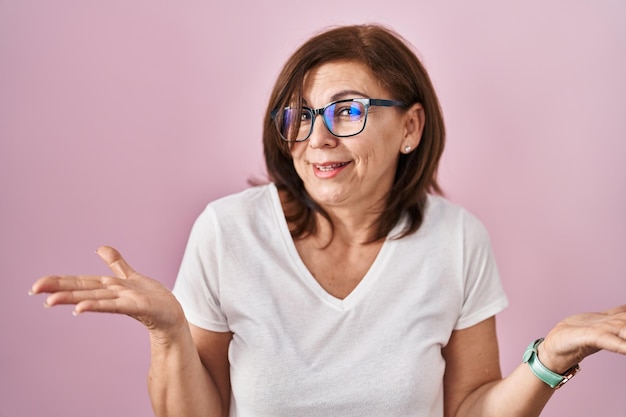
left=300, top=110, right=312, bottom=121
left=335, top=102, right=364, bottom=118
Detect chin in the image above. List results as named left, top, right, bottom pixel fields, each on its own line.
left=309, top=188, right=351, bottom=207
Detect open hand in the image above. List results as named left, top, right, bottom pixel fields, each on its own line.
left=539, top=305, right=626, bottom=373
left=30, top=246, right=186, bottom=337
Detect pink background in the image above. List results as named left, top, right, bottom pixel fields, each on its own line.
left=1, top=1, right=625, bottom=416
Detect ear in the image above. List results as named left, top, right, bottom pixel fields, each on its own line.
left=399, top=103, right=425, bottom=154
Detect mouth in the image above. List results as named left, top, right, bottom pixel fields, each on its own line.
left=314, top=162, right=350, bottom=172
left=311, top=161, right=351, bottom=178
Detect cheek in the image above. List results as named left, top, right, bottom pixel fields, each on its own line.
left=358, top=143, right=401, bottom=176
left=289, top=145, right=307, bottom=173
left=289, top=141, right=306, bottom=156
left=288, top=142, right=303, bottom=162
left=355, top=138, right=395, bottom=163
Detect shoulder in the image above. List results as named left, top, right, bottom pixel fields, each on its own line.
left=423, top=194, right=489, bottom=236
left=191, top=183, right=283, bottom=238
left=198, top=183, right=278, bottom=222
left=406, top=195, right=494, bottom=258
left=207, top=183, right=277, bottom=212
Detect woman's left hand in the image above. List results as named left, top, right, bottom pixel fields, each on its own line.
left=538, top=304, right=626, bottom=373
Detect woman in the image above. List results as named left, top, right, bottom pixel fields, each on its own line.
left=30, top=24, right=626, bottom=417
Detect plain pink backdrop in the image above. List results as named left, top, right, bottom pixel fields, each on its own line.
left=1, top=1, right=625, bottom=416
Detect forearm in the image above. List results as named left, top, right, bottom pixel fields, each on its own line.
left=456, top=363, right=555, bottom=417
left=147, top=324, right=225, bottom=417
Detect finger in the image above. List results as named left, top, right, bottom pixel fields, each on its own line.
left=96, top=246, right=136, bottom=279
left=604, top=304, right=626, bottom=315
left=74, top=298, right=140, bottom=316
left=595, top=332, right=626, bottom=355
left=45, top=288, right=117, bottom=307
left=30, top=275, right=107, bottom=295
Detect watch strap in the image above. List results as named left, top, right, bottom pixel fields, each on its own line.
left=523, top=338, right=580, bottom=389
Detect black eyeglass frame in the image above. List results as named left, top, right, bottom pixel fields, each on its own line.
left=271, top=98, right=405, bottom=142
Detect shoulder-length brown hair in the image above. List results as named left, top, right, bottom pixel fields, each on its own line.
left=262, top=24, right=445, bottom=242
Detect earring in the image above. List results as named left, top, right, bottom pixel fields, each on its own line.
left=404, top=145, right=412, bottom=153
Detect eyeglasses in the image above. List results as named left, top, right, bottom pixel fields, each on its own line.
left=271, top=98, right=405, bottom=142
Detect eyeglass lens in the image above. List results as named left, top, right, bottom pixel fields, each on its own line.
left=277, top=100, right=367, bottom=142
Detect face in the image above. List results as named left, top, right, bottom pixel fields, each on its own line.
left=290, top=60, right=424, bottom=212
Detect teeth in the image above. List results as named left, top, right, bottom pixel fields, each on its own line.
left=316, top=163, right=346, bottom=172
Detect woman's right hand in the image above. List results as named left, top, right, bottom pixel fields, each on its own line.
left=30, top=246, right=186, bottom=341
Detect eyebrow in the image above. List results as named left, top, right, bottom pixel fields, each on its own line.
left=302, top=89, right=368, bottom=107
left=330, top=89, right=368, bottom=101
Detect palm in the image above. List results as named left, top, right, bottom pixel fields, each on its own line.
left=31, top=246, right=186, bottom=335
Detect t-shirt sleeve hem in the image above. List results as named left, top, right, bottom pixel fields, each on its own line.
left=183, top=310, right=230, bottom=333
left=454, top=296, right=509, bottom=330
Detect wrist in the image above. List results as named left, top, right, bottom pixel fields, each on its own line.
left=536, top=339, right=570, bottom=374
left=523, top=338, right=580, bottom=389
left=149, top=317, right=191, bottom=348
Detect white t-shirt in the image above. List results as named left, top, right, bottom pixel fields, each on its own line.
left=173, top=183, right=508, bottom=417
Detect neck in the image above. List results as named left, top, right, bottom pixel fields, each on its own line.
left=313, top=205, right=383, bottom=247
left=278, top=187, right=388, bottom=247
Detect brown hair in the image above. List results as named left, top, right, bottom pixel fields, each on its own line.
left=262, top=24, right=445, bottom=242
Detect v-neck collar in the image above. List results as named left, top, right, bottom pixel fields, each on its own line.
left=267, top=183, right=401, bottom=312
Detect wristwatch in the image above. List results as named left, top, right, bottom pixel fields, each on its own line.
left=523, top=338, right=580, bottom=389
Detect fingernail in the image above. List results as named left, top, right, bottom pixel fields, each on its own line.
left=28, top=290, right=34, bottom=296
left=72, top=309, right=80, bottom=316
left=43, top=301, right=50, bottom=308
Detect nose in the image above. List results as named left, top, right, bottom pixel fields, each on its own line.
left=308, top=112, right=338, bottom=149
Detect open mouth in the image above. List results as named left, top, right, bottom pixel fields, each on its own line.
left=315, top=162, right=350, bottom=172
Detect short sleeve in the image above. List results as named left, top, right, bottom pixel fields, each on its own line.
left=455, top=209, right=508, bottom=330
left=172, top=206, right=230, bottom=332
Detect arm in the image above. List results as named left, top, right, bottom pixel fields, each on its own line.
left=443, top=317, right=554, bottom=417
left=30, top=246, right=230, bottom=417
left=444, top=307, right=626, bottom=417
left=147, top=323, right=232, bottom=417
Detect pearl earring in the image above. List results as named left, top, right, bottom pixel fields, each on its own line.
left=404, top=145, right=412, bottom=153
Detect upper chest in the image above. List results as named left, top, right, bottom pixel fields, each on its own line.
left=293, top=237, right=384, bottom=299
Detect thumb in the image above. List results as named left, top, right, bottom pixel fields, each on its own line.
left=96, top=246, right=136, bottom=279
